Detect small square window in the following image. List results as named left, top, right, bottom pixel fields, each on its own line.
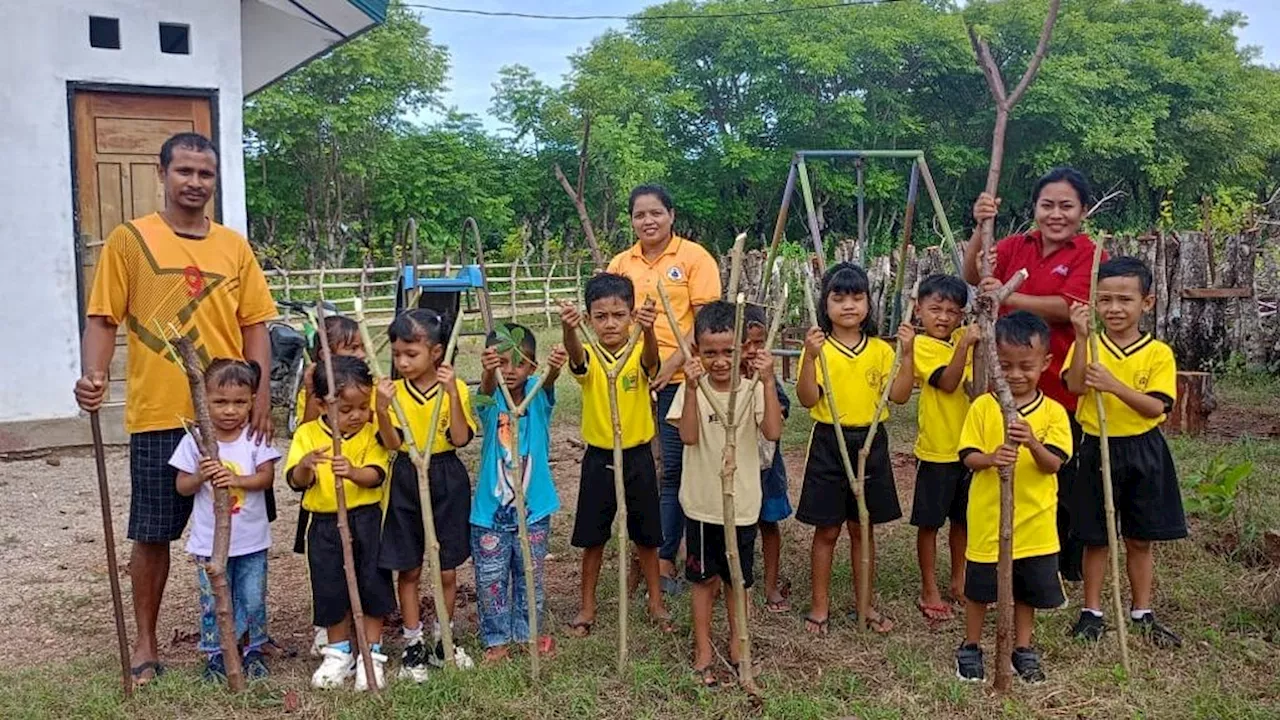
left=89, top=16, right=120, bottom=50
left=159, top=23, right=190, bottom=55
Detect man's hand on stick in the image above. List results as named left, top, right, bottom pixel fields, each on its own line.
left=74, top=371, right=107, bottom=413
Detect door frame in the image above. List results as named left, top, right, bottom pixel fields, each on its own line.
left=66, top=82, right=222, bottom=335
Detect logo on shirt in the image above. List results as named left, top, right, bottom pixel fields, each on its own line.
left=666, top=265, right=685, bottom=283
left=1135, top=372, right=1150, bottom=391
left=1052, top=264, right=1070, bottom=277
left=221, top=459, right=245, bottom=515
left=865, top=368, right=883, bottom=389
left=621, top=370, right=640, bottom=392
left=184, top=265, right=206, bottom=297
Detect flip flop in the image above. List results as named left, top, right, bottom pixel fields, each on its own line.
left=803, top=615, right=829, bottom=636
left=130, top=661, right=165, bottom=688
left=648, top=610, right=676, bottom=633
left=917, top=599, right=955, bottom=623
left=764, top=598, right=792, bottom=614
left=565, top=619, right=594, bottom=638
left=778, top=576, right=793, bottom=599
left=692, top=664, right=719, bottom=688
left=847, top=608, right=896, bottom=634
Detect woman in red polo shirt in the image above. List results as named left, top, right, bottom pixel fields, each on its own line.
left=962, top=166, right=1103, bottom=581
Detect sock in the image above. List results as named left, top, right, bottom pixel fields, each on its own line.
left=330, top=640, right=351, bottom=654
left=371, top=643, right=382, bottom=655
left=433, top=620, right=454, bottom=641
left=403, top=622, right=424, bottom=641
left=1131, top=608, right=1152, bottom=620
left=1083, top=608, right=1103, bottom=618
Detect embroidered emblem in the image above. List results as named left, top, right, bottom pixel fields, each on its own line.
left=666, top=265, right=685, bottom=282
left=1052, top=264, right=1069, bottom=277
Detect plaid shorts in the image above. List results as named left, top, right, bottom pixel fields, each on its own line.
left=128, top=429, right=194, bottom=543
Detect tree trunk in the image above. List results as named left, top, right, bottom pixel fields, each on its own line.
left=175, top=339, right=246, bottom=693
left=1166, top=372, right=1215, bottom=435
left=555, top=163, right=605, bottom=269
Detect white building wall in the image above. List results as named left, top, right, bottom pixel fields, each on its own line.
left=0, top=0, right=245, bottom=424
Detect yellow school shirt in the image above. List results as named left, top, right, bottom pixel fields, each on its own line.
left=1063, top=334, right=1177, bottom=437
left=800, top=335, right=895, bottom=426
left=573, top=341, right=655, bottom=449
left=959, top=392, right=1073, bottom=563
left=913, top=332, right=972, bottom=462
left=390, top=378, right=478, bottom=454
left=606, top=236, right=721, bottom=381
left=287, top=418, right=390, bottom=513
left=666, top=381, right=766, bottom=526
left=87, top=214, right=277, bottom=433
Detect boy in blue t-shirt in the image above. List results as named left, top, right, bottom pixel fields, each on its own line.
left=472, top=322, right=568, bottom=662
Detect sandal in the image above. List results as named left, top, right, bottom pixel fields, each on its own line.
left=692, top=664, right=719, bottom=688
left=565, top=618, right=594, bottom=638
left=537, top=635, right=557, bottom=657
left=648, top=610, right=676, bottom=634
left=917, top=599, right=955, bottom=624
left=130, top=661, right=165, bottom=688
left=847, top=608, right=895, bottom=634
left=764, top=598, right=792, bottom=614
left=803, top=615, right=829, bottom=636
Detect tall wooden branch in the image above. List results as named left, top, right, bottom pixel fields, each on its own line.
left=800, top=266, right=872, bottom=629
left=570, top=307, right=648, bottom=673
left=554, top=116, right=604, bottom=269
left=353, top=300, right=460, bottom=670
left=315, top=304, right=378, bottom=693
left=175, top=339, right=245, bottom=692
left=1087, top=245, right=1131, bottom=673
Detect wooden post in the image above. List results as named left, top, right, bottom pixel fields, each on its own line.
left=759, top=162, right=798, bottom=303
left=509, top=263, right=519, bottom=321
left=544, top=261, right=557, bottom=329
left=796, top=158, right=828, bottom=275
left=1086, top=244, right=1132, bottom=673
left=174, top=339, right=246, bottom=693
left=315, top=306, right=379, bottom=693
left=353, top=299, right=461, bottom=670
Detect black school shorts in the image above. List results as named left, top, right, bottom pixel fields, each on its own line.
left=910, top=460, right=971, bottom=529
left=965, top=553, right=1065, bottom=609
left=307, top=504, right=396, bottom=627
left=796, top=423, right=901, bottom=527
left=128, top=429, right=193, bottom=543
left=1071, top=428, right=1187, bottom=545
left=684, top=519, right=757, bottom=588
left=378, top=452, right=472, bottom=572
left=571, top=444, right=663, bottom=549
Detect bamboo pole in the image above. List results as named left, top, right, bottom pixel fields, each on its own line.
left=915, top=157, right=963, bottom=274
left=88, top=410, right=131, bottom=697
left=795, top=158, right=828, bottom=275
left=569, top=309, right=648, bottom=673
left=856, top=159, right=867, bottom=266
left=1086, top=244, right=1132, bottom=673
left=315, top=304, right=379, bottom=693
left=726, top=234, right=747, bottom=299
left=759, top=162, right=798, bottom=303
left=353, top=299, right=462, bottom=670
left=799, top=266, right=873, bottom=628
left=890, top=163, right=921, bottom=332
left=174, top=339, right=245, bottom=692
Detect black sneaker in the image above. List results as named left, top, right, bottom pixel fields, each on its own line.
left=1011, top=646, right=1046, bottom=684
left=1070, top=611, right=1106, bottom=642
left=243, top=649, right=269, bottom=680
left=202, top=653, right=227, bottom=683
left=1132, top=613, right=1182, bottom=649
left=955, top=643, right=985, bottom=682
left=398, top=638, right=431, bottom=683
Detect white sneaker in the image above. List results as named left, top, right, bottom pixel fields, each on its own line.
left=354, top=649, right=388, bottom=691
left=311, top=627, right=329, bottom=657
left=397, top=635, right=431, bottom=683
left=429, top=639, right=476, bottom=670
left=311, top=646, right=354, bottom=689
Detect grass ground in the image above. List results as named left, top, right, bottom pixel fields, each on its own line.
left=3, top=325, right=1279, bottom=719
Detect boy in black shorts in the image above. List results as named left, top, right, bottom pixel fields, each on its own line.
left=1064, top=256, right=1186, bottom=648
left=666, top=301, right=783, bottom=685
left=561, top=273, right=671, bottom=635
left=906, top=274, right=979, bottom=623
left=956, top=312, right=1074, bottom=683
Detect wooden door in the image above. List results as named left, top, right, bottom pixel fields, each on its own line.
left=73, top=91, right=214, bottom=405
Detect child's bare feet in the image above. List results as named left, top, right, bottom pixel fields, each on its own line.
left=483, top=646, right=510, bottom=664
left=537, top=635, right=556, bottom=656
left=647, top=602, right=675, bottom=633
left=566, top=610, right=594, bottom=638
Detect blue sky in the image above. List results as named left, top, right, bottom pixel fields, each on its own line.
left=413, top=0, right=1279, bottom=130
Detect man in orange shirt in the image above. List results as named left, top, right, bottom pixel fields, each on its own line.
left=607, top=185, right=721, bottom=588
left=73, top=133, right=277, bottom=688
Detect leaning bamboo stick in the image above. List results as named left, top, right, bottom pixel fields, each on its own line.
left=353, top=299, right=461, bottom=669
left=799, top=266, right=873, bottom=628
left=175, top=339, right=245, bottom=692
left=315, top=303, right=379, bottom=693
left=570, top=307, right=648, bottom=673
left=1087, top=244, right=1132, bottom=673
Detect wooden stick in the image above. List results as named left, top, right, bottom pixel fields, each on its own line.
left=174, top=339, right=245, bottom=692
left=796, top=158, right=828, bottom=275
left=353, top=299, right=461, bottom=669
left=800, top=266, right=873, bottom=628
left=88, top=410, right=132, bottom=697
left=315, top=303, right=378, bottom=693
left=726, top=233, right=748, bottom=299
left=1087, top=244, right=1132, bottom=673
left=759, top=163, right=798, bottom=303
left=569, top=307, right=647, bottom=673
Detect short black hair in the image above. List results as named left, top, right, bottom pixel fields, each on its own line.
left=312, top=316, right=361, bottom=361
left=584, top=272, right=635, bottom=311
left=160, top=132, right=217, bottom=168
left=1098, top=255, right=1153, bottom=295
left=1032, top=166, right=1092, bottom=207
left=485, top=322, right=537, bottom=360
left=205, top=358, right=260, bottom=393
left=995, top=310, right=1050, bottom=349
left=818, top=262, right=877, bottom=335
left=744, top=303, right=767, bottom=329
left=388, top=308, right=452, bottom=347
left=693, top=300, right=741, bottom=342
left=628, top=184, right=674, bottom=215
left=313, top=355, right=373, bottom=400
left=917, top=274, right=968, bottom=308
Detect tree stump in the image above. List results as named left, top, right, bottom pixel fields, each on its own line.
left=1165, top=371, right=1215, bottom=435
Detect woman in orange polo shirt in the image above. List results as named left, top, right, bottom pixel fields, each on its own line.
left=962, top=166, right=1104, bottom=582
left=606, top=185, right=722, bottom=589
